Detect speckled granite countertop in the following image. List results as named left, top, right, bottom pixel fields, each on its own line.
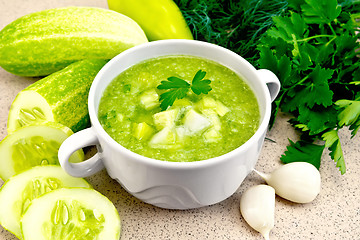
left=1, top=0, right=359, bottom=239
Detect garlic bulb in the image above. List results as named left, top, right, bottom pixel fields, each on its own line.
left=254, top=162, right=321, bottom=203
left=240, top=184, right=275, bottom=240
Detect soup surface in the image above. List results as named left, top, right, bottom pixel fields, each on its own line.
left=98, top=55, right=260, bottom=162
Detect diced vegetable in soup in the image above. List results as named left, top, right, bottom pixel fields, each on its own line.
left=98, top=55, right=260, bottom=162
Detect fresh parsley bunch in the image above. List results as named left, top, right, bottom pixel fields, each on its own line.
left=257, top=0, right=360, bottom=174
left=175, top=0, right=359, bottom=174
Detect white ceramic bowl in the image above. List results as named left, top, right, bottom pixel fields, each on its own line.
left=58, top=40, right=280, bottom=209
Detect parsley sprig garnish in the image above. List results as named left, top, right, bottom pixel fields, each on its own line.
left=157, top=70, right=212, bottom=110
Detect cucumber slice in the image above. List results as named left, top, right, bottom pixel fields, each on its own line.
left=7, top=59, right=107, bottom=134
left=149, top=126, right=177, bottom=147
left=133, top=122, right=154, bottom=140
left=0, top=122, right=84, bottom=181
left=139, top=89, right=159, bottom=110
left=197, top=97, right=230, bottom=117
left=183, top=109, right=211, bottom=134
left=214, top=100, right=230, bottom=117
left=203, top=128, right=222, bottom=142
left=21, top=188, right=121, bottom=240
left=153, top=108, right=179, bottom=130
left=0, top=166, right=91, bottom=238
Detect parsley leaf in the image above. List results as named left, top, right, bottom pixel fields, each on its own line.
left=157, top=76, right=191, bottom=111
left=301, top=0, right=342, bottom=24
left=157, top=76, right=190, bottom=90
left=258, top=46, right=294, bottom=87
left=336, top=99, right=360, bottom=137
left=191, top=70, right=212, bottom=95
left=280, top=139, right=324, bottom=169
left=283, top=66, right=334, bottom=111
left=297, top=105, right=338, bottom=135
left=322, top=130, right=346, bottom=174
left=158, top=87, right=189, bottom=111
left=268, top=12, right=308, bottom=42
left=157, top=70, right=211, bottom=110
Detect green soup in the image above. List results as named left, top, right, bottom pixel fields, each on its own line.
left=98, top=55, right=260, bottom=162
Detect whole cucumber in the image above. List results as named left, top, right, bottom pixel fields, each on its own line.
left=0, top=7, right=148, bottom=76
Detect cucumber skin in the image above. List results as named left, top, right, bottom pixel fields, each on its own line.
left=0, top=7, right=148, bottom=76
left=27, top=59, right=106, bottom=132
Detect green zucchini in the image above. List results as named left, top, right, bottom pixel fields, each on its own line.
left=21, top=188, right=121, bottom=240
left=0, top=6, right=148, bottom=76
left=0, top=166, right=91, bottom=238
left=7, top=59, right=106, bottom=133
left=0, top=121, right=84, bottom=181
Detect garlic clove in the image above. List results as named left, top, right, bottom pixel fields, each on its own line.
left=253, top=169, right=270, bottom=181
left=255, top=162, right=321, bottom=203
left=240, top=184, right=275, bottom=240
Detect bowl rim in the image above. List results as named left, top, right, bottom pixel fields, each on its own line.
left=88, top=39, right=272, bottom=170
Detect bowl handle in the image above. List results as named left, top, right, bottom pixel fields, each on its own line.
left=58, top=127, right=104, bottom=177
left=256, top=69, right=281, bottom=102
